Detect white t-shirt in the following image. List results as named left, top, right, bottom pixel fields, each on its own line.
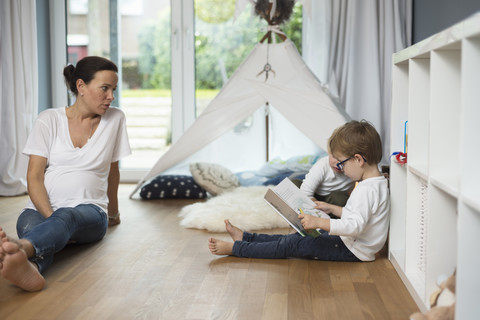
left=329, top=176, right=390, bottom=261
left=300, top=156, right=354, bottom=197
left=23, top=107, right=131, bottom=212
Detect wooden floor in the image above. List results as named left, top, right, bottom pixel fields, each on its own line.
left=0, top=184, right=419, bottom=320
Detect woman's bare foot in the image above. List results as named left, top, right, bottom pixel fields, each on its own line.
left=0, top=226, right=6, bottom=240
left=224, top=219, right=243, bottom=241
left=0, top=237, right=45, bottom=292
left=208, top=238, right=234, bottom=256
left=0, top=228, right=6, bottom=263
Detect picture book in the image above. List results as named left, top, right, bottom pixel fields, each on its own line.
left=263, top=177, right=329, bottom=237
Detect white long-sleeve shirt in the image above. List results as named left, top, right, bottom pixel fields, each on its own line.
left=329, top=176, right=390, bottom=261
left=300, top=156, right=354, bottom=197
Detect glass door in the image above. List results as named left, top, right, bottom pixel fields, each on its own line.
left=66, top=0, right=173, bottom=173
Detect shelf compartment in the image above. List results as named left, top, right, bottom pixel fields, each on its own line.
left=456, top=202, right=480, bottom=319
left=404, top=173, right=428, bottom=285
left=407, top=58, right=430, bottom=170
left=460, top=37, right=480, bottom=202
left=389, top=161, right=407, bottom=270
left=425, top=185, right=457, bottom=304
left=390, top=63, right=409, bottom=154
left=429, top=49, right=461, bottom=191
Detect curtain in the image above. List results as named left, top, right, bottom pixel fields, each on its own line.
left=303, top=0, right=412, bottom=163
left=0, top=1, right=38, bottom=195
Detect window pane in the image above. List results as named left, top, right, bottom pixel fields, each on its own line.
left=194, top=0, right=303, bottom=116
left=66, top=0, right=172, bottom=170
left=120, top=1, right=171, bottom=170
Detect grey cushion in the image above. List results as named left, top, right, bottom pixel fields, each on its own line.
left=189, top=162, right=240, bottom=196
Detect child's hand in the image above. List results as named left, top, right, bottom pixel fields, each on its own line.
left=298, top=213, right=321, bottom=230
left=313, top=201, right=343, bottom=218
left=314, top=201, right=333, bottom=214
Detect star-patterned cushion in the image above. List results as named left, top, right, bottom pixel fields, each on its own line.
left=140, top=175, right=207, bottom=199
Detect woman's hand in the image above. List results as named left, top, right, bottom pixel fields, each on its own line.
left=27, top=155, right=54, bottom=218
left=107, top=162, right=120, bottom=226
left=108, top=212, right=121, bottom=226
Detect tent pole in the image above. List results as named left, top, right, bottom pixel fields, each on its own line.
left=129, top=179, right=145, bottom=199
left=265, top=102, right=269, bottom=162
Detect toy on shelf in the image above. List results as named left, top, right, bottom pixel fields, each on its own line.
left=391, top=151, right=407, bottom=165
left=410, top=271, right=456, bottom=320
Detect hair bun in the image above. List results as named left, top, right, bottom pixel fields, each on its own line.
left=63, top=64, right=77, bottom=93
left=64, top=64, right=75, bottom=74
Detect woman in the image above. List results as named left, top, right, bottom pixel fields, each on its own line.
left=0, top=56, right=131, bottom=291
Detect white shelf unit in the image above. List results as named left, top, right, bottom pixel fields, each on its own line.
left=389, top=14, right=480, bottom=317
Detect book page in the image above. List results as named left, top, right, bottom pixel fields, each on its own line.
left=264, top=189, right=321, bottom=238
left=272, top=178, right=329, bottom=218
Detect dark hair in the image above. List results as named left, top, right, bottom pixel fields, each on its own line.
left=328, top=120, right=383, bottom=165
left=63, top=56, right=118, bottom=96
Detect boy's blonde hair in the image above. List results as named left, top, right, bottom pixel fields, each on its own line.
left=328, top=120, right=383, bottom=165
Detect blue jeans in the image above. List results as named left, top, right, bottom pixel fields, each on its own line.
left=232, top=231, right=361, bottom=261
left=16, top=204, right=108, bottom=273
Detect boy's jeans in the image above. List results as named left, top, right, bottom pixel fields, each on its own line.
left=233, top=231, right=361, bottom=262
left=16, top=204, right=108, bottom=273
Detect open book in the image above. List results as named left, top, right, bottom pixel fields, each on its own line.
left=264, top=177, right=330, bottom=237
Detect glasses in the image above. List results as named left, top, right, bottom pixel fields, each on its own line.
left=336, top=155, right=368, bottom=171
left=336, top=157, right=352, bottom=171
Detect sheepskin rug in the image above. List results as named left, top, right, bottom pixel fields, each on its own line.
left=178, top=186, right=289, bottom=232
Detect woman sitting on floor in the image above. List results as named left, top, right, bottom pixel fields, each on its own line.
left=0, top=56, right=130, bottom=291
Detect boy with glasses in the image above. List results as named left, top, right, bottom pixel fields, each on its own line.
left=208, top=120, right=389, bottom=262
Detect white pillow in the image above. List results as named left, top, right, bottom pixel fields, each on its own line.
left=189, top=162, right=240, bottom=196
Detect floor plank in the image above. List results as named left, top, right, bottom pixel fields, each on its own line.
left=0, top=184, right=419, bottom=319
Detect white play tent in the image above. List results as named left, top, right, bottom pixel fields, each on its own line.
left=130, top=37, right=350, bottom=198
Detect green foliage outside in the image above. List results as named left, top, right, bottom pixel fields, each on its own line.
left=137, top=9, right=171, bottom=89
left=122, top=88, right=218, bottom=99
left=134, top=1, right=303, bottom=91
left=284, top=4, right=303, bottom=52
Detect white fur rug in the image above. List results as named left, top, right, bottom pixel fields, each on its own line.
left=178, top=186, right=289, bottom=232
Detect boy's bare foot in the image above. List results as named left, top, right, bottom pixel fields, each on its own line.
left=0, top=238, right=45, bottom=292
left=208, top=238, right=234, bottom=256
left=224, top=219, right=243, bottom=241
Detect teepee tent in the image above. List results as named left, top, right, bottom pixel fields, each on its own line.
left=130, top=38, right=349, bottom=198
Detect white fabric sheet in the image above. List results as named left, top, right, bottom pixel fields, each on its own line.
left=0, top=1, right=38, bottom=195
